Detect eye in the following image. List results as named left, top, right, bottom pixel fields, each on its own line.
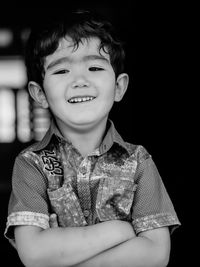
left=53, top=69, right=69, bottom=75
left=89, top=67, right=104, bottom=71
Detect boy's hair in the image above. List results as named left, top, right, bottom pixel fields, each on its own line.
left=25, top=10, right=126, bottom=87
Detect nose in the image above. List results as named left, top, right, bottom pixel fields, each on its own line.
left=71, top=75, right=90, bottom=89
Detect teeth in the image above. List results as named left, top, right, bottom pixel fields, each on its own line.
left=68, top=96, right=95, bottom=103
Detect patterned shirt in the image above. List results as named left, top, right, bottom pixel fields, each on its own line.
left=5, top=120, right=180, bottom=241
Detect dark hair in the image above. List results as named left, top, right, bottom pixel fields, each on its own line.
left=25, top=10, right=126, bottom=86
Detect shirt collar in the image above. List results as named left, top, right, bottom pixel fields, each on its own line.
left=99, top=120, right=130, bottom=155
left=32, top=119, right=61, bottom=151
left=32, top=119, right=131, bottom=155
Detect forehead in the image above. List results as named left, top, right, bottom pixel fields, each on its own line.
left=44, top=37, right=110, bottom=66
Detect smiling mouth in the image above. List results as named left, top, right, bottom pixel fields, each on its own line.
left=68, top=96, right=96, bottom=104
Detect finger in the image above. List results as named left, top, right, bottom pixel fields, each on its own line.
left=49, top=213, right=59, bottom=228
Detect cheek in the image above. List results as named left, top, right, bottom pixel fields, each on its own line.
left=97, top=71, right=115, bottom=87
left=43, top=80, right=63, bottom=99
left=102, top=80, right=116, bottom=97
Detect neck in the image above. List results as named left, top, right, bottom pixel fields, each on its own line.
left=57, top=119, right=108, bottom=157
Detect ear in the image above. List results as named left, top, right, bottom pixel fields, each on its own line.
left=114, top=73, right=129, bottom=102
left=28, top=81, right=49, bottom=109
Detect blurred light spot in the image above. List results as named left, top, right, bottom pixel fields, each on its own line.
left=0, top=28, right=13, bottom=47
left=0, top=88, right=15, bottom=142
left=33, top=102, right=50, bottom=141
left=21, top=28, right=31, bottom=44
left=17, top=89, right=31, bottom=142
left=0, top=57, right=27, bottom=88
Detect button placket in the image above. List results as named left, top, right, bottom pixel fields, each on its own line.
left=77, top=158, right=92, bottom=223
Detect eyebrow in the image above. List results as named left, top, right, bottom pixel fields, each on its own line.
left=46, top=55, right=109, bottom=70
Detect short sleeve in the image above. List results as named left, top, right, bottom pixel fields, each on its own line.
left=132, top=148, right=181, bottom=234
left=4, top=153, right=50, bottom=241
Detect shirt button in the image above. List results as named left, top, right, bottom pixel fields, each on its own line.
left=83, top=210, right=90, bottom=217
left=79, top=166, right=87, bottom=175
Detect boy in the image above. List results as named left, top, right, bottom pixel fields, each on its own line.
left=5, top=10, right=180, bottom=267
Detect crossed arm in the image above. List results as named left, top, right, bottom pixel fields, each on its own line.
left=14, top=216, right=170, bottom=267
left=73, top=227, right=170, bottom=267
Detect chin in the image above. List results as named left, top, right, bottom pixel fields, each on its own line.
left=71, top=119, right=97, bottom=128
left=68, top=116, right=106, bottom=130
left=69, top=114, right=96, bottom=125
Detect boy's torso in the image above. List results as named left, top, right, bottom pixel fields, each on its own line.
left=21, top=122, right=147, bottom=227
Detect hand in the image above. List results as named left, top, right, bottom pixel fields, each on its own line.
left=49, top=213, right=59, bottom=228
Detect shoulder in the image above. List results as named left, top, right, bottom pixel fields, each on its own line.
left=125, top=142, right=151, bottom=163
left=18, top=141, right=43, bottom=160
left=15, top=138, right=52, bottom=166
left=20, top=141, right=42, bottom=154
left=17, top=133, right=58, bottom=159
left=11, top=142, right=44, bottom=171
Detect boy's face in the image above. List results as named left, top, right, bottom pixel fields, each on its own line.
left=30, top=37, right=128, bottom=134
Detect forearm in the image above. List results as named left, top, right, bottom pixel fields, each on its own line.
left=73, top=228, right=170, bottom=267
left=15, top=220, right=134, bottom=267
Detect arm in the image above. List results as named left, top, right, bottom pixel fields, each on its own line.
left=14, top=219, right=134, bottom=267
left=73, top=227, right=171, bottom=267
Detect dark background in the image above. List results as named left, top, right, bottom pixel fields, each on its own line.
left=0, top=2, right=188, bottom=266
